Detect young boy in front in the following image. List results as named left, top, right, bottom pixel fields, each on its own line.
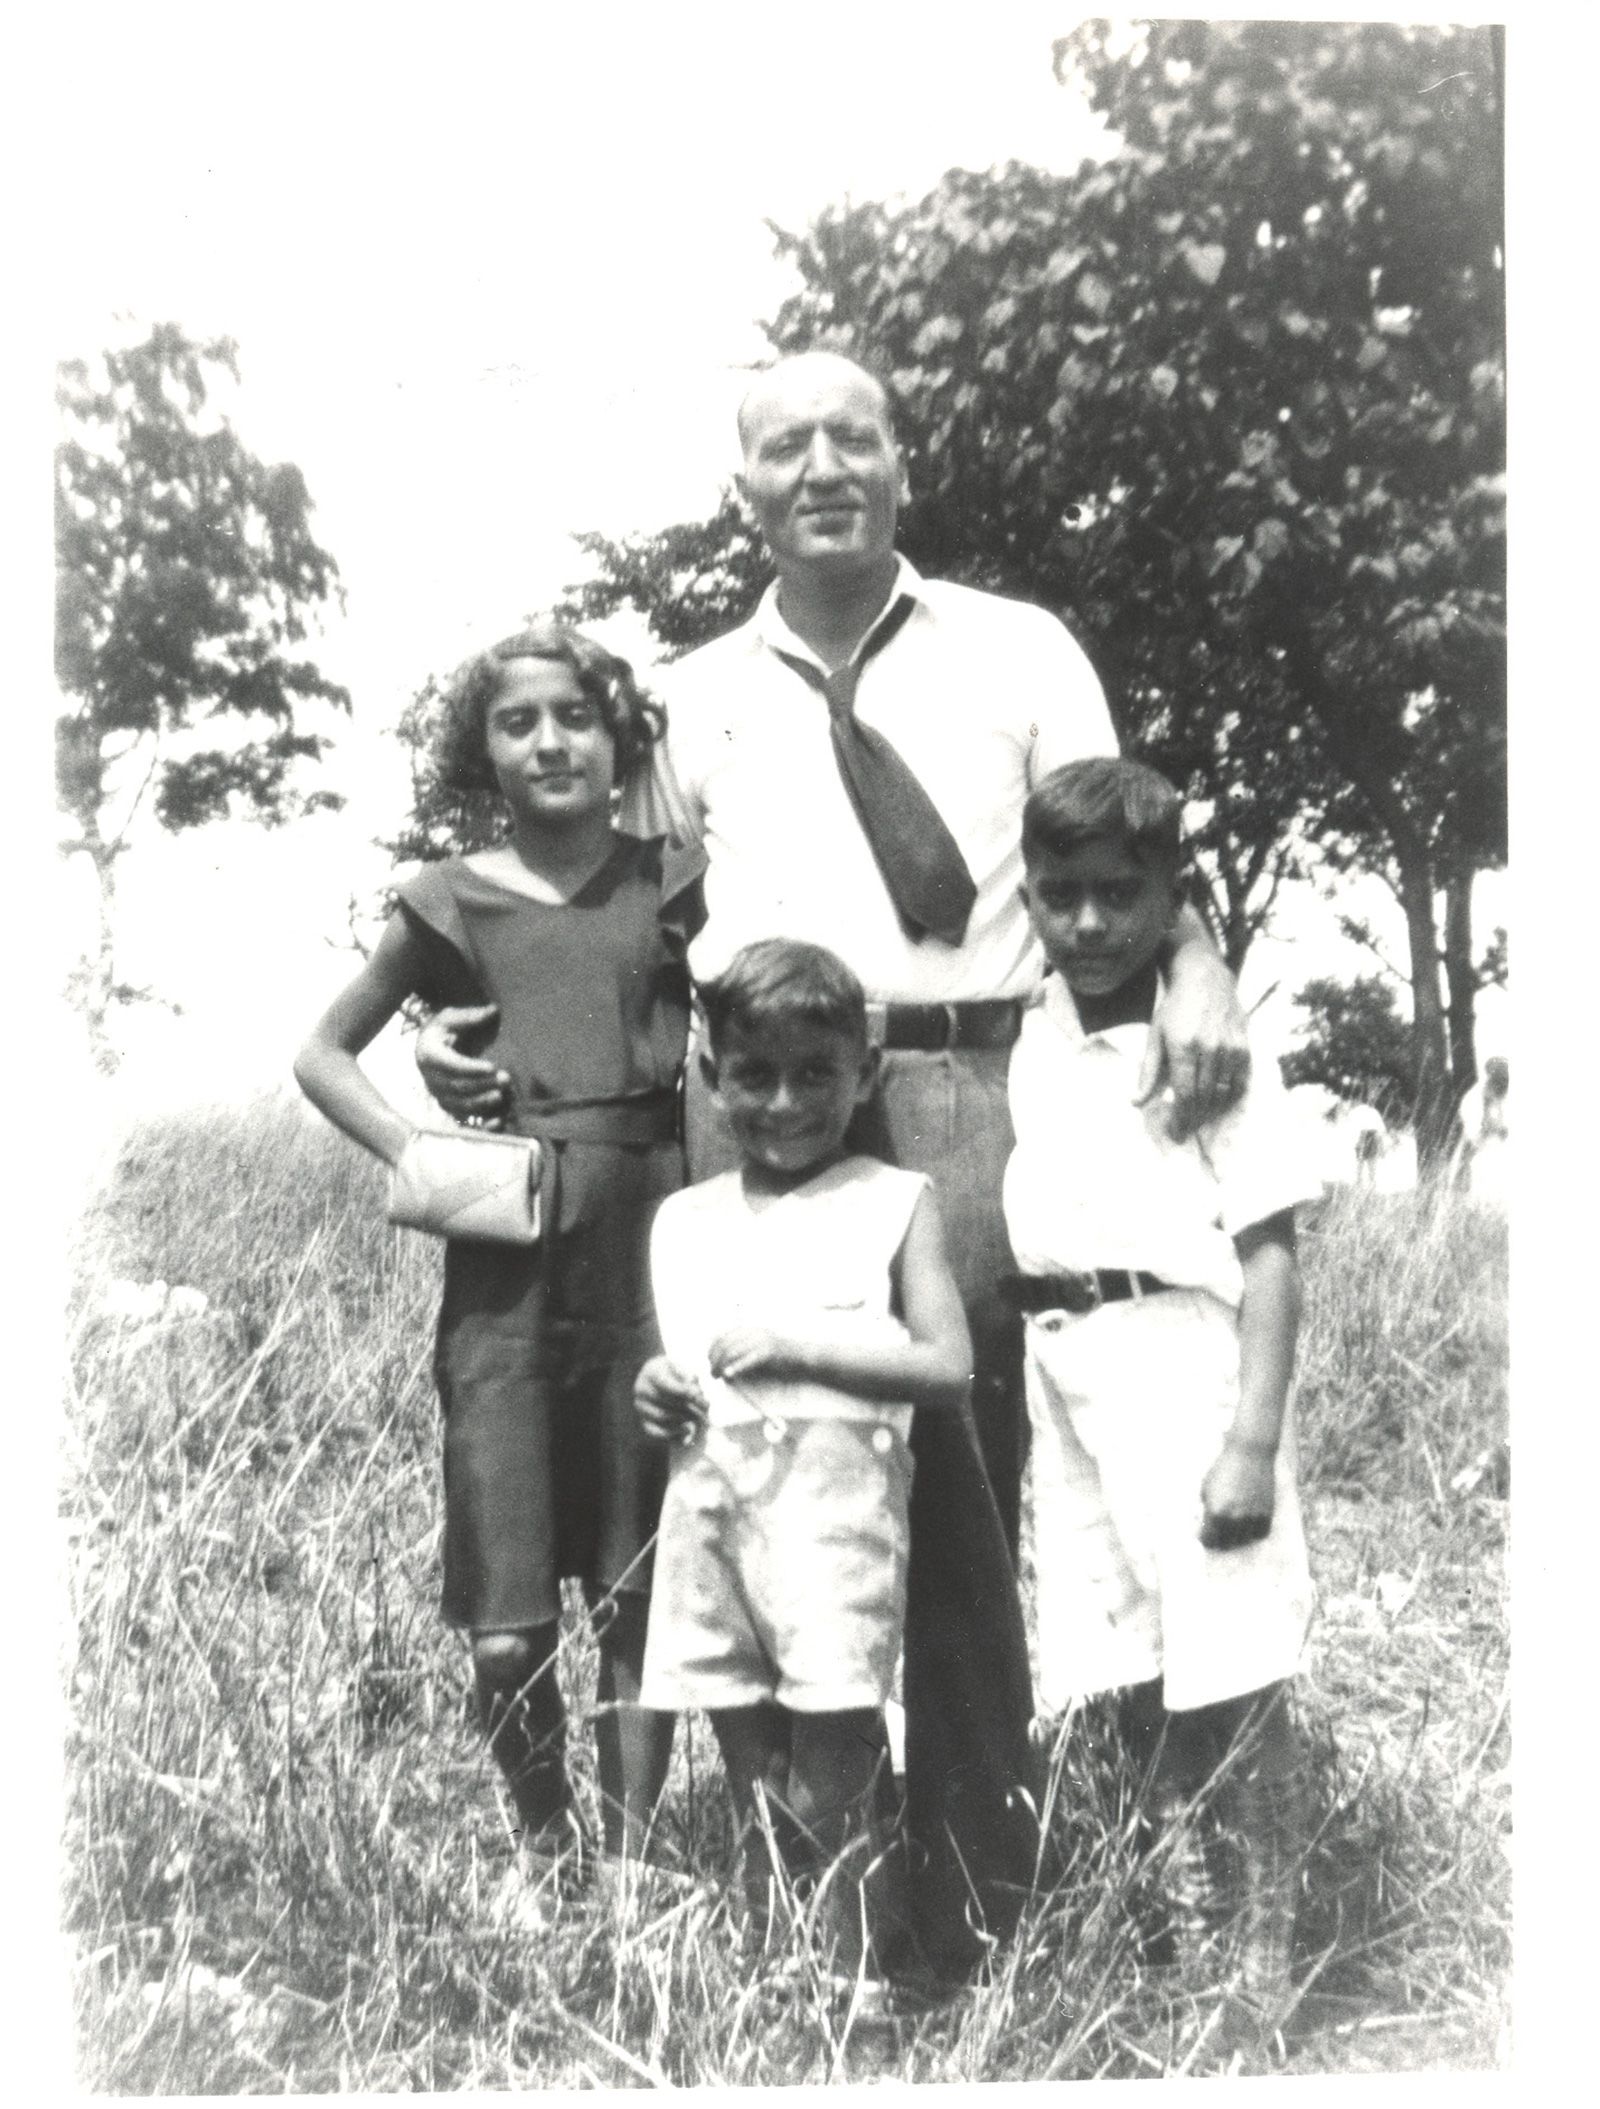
left=632, top=938, right=972, bottom=2001
left=1004, top=757, right=1322, bottom=2036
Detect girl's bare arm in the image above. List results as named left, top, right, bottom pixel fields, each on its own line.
left=292, top=915, right=429, bottom=1167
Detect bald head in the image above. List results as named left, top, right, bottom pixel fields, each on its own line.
left=733, top=351, right=908, bottom=585
left=736, top=351, right=896, bottom=454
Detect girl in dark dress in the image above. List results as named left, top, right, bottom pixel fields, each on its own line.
left=296, top=623, right=700, bottom=1893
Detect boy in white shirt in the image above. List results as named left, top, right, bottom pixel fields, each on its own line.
left=633, top=939, right=972, bottom=2003
left=1004, top=757, right=1322, bottom=2038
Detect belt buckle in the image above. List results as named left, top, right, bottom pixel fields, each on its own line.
left=1062, top=1270, right=1102, bottom=1315
left=938, top=1002, right=960, bottom=1051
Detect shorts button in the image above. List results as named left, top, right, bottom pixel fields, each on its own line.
left=872, top=1426, right=893, bottom=1454
left=763, top=1418, right=786, bottom=1445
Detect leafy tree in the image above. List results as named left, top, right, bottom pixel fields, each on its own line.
left=383, top=675, right=506, bottom=868
left=56, top=323, right=349, bottom=1059
left=568, top=496, right=769, bottom=657
left=1279, top=973, right=1416, bottom=1124
left=567, top=19, right=1503, bottom=1164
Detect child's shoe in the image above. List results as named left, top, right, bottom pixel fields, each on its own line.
left=487, top=1861, right=557, bottom=1936
left=822, top=1968, right=906, bottom=2062
left=594, top=1849, right=701, bottom=1929
left=520, top=1806, right=595, bottom=1902
left=1146, top=1785, right=1226, bottom=1970
left=1217, top=1763, right=1307, bottom=2036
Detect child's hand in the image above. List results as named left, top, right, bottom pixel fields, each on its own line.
left=1199, top=1440, right=1276, bottom=1550
left=634, top=1356, right=707, bottom=1445
left=708, top=1327, right=803, bottom=1382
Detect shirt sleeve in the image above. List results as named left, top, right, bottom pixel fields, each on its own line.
left=1005, top=998, right=1055, bottom=1148
left=645, top=660, right=710, bottom=845
left=1021, top=607, right=1120, bottom=784
left=392, top=863, right=487, bottom=1011
left=1200, top=1053, right=1327, bottom=1236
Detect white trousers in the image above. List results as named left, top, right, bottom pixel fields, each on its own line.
left=1025, top=1286, right=1313, bottom=1714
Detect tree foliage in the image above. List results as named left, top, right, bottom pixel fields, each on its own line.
left=565, top=19, right=1503, bottom=1161
left=56, top=323, right=349, bottom=1052
left=566, top=495, right=770, bottom=655
left=382, top=676, right=507, bottom=869
left=1280, top=973, right=1416, bottom=1123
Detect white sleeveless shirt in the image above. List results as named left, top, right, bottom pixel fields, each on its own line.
left=649, top=1155, right=929, bottom=1436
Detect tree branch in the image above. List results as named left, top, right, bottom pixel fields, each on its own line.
left=1335, top=914, right=1409, bottom=985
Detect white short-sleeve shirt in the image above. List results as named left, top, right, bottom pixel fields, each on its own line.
left=655, top=558, right=1118, bottom=1001
left=1003, top=978, right=1324, bottom=1308
left=649, top=1155, right=929, bottom=1436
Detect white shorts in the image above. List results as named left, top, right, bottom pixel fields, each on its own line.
left=1024, top=1286, right=1313, bottom=1714
left=641, top=1414, right=912, bottom=1714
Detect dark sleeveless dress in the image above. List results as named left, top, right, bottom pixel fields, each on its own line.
left=396, top=835, right=702, bottom=1632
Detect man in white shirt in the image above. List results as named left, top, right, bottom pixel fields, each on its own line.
left=419, top=349, right=1249, bottom=1980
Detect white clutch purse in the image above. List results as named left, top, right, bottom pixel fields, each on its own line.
left=387, top=1128, right=543, bottom=1245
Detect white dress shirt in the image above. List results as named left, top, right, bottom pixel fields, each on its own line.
left=654, top=558, right=1117, bottom=1000
left=1004, top=978, right=1324, bottom=1308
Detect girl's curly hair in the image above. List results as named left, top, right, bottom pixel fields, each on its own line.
left=432, top=619, right=665, bottom=796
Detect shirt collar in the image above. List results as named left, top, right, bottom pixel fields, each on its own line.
left=752, top=555, right=927, bottom=670
left=1042, top=970, right=1157, bottom=1058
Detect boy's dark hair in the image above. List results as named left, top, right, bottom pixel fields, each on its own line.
left=432, top=619, right=665, bottom=795
left=700, top=938, right=868, bottom=1054
left=1022, top=756, right=1185, bottom=878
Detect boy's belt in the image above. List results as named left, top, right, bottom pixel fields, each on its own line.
left=868, top=999, right=1024, bottom=1052
left=1000, top=1268, right=1173, bottom=1315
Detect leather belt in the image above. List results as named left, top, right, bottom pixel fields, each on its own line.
left=514, top=1089, right=679, bottom=1147
left=1000, top=1268, right=1173, bottom=1315
left=868, top=999, right=1024, bottom=1053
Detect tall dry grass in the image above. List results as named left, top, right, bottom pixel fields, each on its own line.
left=63, top=1101, right=1508, bottom=2087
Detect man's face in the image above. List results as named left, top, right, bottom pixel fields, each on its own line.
left=735, top=357, right=908, bottom=581
left=1021, top=838, right=1178, bottom=1002
left=704, top=1013, right=878, bottom=1186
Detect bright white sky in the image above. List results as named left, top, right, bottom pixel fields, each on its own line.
left=44, top=1, right=1508, bottom=1120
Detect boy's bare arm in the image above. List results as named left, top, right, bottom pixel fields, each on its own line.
left=708, top=1189, right=974, bottom=1412
left=293, top=916, right=428, bottom=1167
left=1200, top=1209, right=1302, bottom=1549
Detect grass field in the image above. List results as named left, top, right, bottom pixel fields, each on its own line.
left=63, top=1098, right=1509, bottom=2087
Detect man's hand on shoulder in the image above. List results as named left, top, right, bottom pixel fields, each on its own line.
left=1138, top=929, right=1250, bottom=1138
left=415, top=1005, right=511, bottom=1127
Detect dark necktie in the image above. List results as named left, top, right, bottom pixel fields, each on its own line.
left=771, top=595, right=978, bottom=947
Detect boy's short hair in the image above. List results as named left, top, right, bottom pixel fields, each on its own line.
left=432, top=618, right=664, bottom=795
left=700, top=938, right=868, bottom=1054
left=1023, top=756, right=1185, bottom=878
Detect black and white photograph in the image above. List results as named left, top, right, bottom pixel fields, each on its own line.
left=44, top=4, right=1522, bottom=2090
